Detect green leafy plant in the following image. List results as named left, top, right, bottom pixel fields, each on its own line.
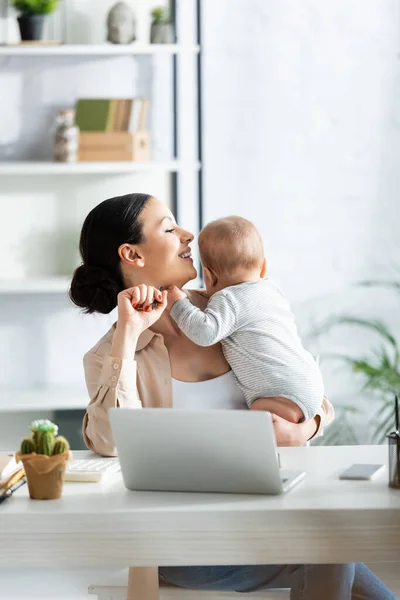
left=312, top=279, right=400, bottom=445
left=12, top=0, right=59, bottom=16
left=151, top=6, right=171, bottom=24
left=21, top=420, right=70, bottom=456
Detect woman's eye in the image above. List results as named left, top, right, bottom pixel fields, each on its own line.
left=166, top=228, right=175, bottom=233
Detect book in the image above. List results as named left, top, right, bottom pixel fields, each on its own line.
left=129, top=97, right=143, bottom=132
left=0, top=455, right=24, bottom=490
left=106, top=99, right=119, bottom=133
left=75, top=99, right=113, bottom=132
left=138, top=98, right=149, bottom=131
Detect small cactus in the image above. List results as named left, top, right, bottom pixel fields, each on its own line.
left=151, top=6, right=170, bottom=23
left=52, top=436, right=70, bottom=455
left=30, top=419, right=58, bottom=436
left=21, top=420, right=69, bottom=457
left=37, top=431, right=54, bottom=456
left=20, top=437, right=35, bottom=455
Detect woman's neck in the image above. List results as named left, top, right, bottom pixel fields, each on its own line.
left=149, top=309, right=183, bottom=342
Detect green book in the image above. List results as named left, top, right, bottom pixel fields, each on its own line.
left=75, top=99, right=113, bottom=132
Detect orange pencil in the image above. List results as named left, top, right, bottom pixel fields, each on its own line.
left=0, top=467, right=25, bottom=492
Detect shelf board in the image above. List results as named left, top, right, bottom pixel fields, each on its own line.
left=0, top=387, right=88, bottom=412
left=0, top=160, right=200, bottom=176
left=0, top=278, right=70, bottom=294
left=0, top=43, right=200, bottom=56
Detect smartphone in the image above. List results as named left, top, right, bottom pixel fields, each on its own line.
left=339, top=463, right=385, bottom=481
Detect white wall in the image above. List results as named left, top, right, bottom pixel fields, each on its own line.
left=202, top=0, right=400, bottom=431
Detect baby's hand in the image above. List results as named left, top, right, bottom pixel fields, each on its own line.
left=167, top=285, right=186, bottom=308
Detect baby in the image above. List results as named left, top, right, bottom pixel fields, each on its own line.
left=168, top=216, right=324, bottom=423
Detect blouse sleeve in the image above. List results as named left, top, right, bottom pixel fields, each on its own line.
left=310, top=395, right=335, bottom=440
left=82, top=349, right=141, bottom=456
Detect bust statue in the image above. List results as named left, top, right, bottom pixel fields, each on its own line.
left=107, top=2, right=136, bottom=45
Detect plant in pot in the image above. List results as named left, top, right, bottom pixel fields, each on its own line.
left=150, top=6, right=174, bottom=44
left=12, top=0, right=60, bottom=42
left=16, top=419, right=71, bottom=500
left=310, top=278, right=400, bottom=446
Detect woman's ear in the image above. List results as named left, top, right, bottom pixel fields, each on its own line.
left=260, top=257, right=267, bottom=279
left=118, top=244, right=145, bottom=268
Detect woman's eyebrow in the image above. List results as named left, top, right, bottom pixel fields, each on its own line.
left=160, top=216, right=174, bottom=224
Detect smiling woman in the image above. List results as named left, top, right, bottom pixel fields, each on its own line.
left=68, top=193, right=394, bottom=600
left=69, top=193, right=196, bottom=314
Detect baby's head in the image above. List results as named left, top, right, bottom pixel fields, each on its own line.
left=198, top=216, right=266, bottom=295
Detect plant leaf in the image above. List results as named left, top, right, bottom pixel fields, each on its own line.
left=357, top=280, right=400, bottom=294
left=334, top=317, right=398, bottom=349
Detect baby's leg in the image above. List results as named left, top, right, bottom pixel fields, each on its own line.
left=250, top=397, right=304, bottom=423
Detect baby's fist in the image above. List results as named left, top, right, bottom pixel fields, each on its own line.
left=167, top=285, right=186, bottom=308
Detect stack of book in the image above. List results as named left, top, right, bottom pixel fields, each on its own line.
left=75, top=98, right=150, bottom=162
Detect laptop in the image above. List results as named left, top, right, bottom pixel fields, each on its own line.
left=109, top=408, right=305, bottom=495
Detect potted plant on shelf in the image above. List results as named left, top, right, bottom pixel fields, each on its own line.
left=12, top=0, right=60, bottom=42
left=16, top=419, right=71, bottom=499
left=150, top=6, right=174, bottom=44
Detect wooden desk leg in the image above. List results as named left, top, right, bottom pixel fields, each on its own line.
left=127, top=567, right=160, bottom=600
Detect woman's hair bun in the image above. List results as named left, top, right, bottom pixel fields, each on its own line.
left=69, top=264, right=121, bottom=314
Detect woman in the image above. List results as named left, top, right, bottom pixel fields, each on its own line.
left=70, top=193, right=395, bottom=600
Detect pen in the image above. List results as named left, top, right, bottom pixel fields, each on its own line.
left=151, top=286, right=164, bottom=310
left=0, top=477, right=26, bottom=504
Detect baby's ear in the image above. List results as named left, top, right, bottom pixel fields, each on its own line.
left=260, top=257, right=267, bottom=278
left=203, top=266, right=217, bottom=288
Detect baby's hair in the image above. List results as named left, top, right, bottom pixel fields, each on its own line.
left=198, top=216, right=264, bottom=279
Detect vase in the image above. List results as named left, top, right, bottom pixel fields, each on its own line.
left=150, top=22, right=174, bottom=44
left=17, top=15, right=45, bottom=41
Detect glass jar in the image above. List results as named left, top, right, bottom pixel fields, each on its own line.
left=54, top=109, right=80, bottom=163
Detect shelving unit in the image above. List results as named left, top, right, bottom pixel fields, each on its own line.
left=0, top=43, right=200, bottom=56
left=0, top=278, right=69, bottom=294
left=0, top=0, right=203, bottom=426
left=0, top=160, right=200, bottom=176
left=0, top=387, right=88, bottom=412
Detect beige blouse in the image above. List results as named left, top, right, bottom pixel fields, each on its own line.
left=82, top=290, right=335, bottom=456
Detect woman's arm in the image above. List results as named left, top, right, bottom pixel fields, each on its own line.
left=83, top=327, right=141, bottom=457
left=83, top=286, right=168, bottom=456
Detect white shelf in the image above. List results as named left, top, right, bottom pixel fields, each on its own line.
left=0, top=278, right=70, bottom=294
left=0, top=160, right=200, bottom=176
left=0, top=387, right=88, bottom=412
left=0, top=43, right=200, bottom=56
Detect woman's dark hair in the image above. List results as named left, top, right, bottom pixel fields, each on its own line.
left=69, top=193, right=152, bottom=314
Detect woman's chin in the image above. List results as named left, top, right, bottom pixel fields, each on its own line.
left=168, top=265, right=197, bottom=289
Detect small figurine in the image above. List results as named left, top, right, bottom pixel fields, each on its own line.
left=107, top=1, right=136, bottom=45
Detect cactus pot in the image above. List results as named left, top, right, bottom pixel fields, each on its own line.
left=16, top=452, right=71, bottom=500
left=150, top=22, right=174, bottom=44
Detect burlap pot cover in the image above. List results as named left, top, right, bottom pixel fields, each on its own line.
left=15, top=451, right=71, bottom=500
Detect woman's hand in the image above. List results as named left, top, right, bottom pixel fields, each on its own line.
left=272, top=413, right=318, bottom=446
left=117, top=285, right=168, bottom=333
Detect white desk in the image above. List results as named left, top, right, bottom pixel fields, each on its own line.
left=1, top=445, right=400, bottom=571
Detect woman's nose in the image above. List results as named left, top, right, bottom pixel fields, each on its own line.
left=180, top=228, right=194, bottom=243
